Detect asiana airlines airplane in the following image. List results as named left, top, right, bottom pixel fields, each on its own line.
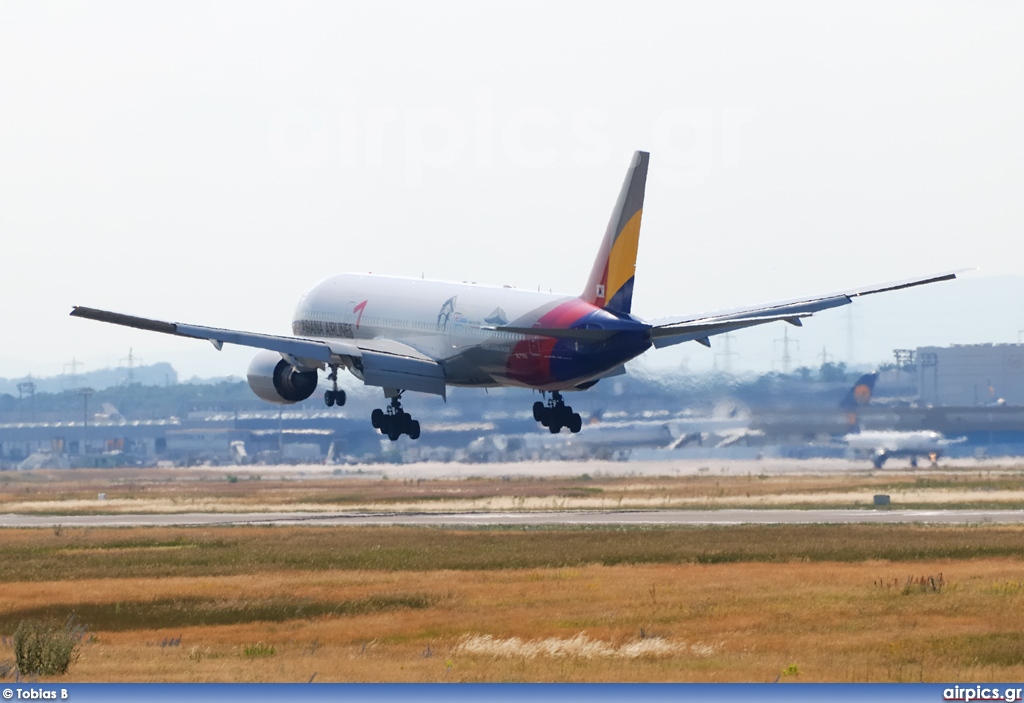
left=71, top=151, right=956, bottom=441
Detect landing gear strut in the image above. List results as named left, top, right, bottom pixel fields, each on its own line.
left=324, top=365, right=346, bottom=407
left=371, top=393, right=420, bottom=441
left=533, top=391, right=582, bottom=434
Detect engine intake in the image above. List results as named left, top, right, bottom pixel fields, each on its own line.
left=246, top=350, right=318, bottom=404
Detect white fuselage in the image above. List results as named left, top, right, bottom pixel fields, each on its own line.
left=293, top=274, right=565, bottom=357
left=290, top=274, right=651, bottom=390
left=844, top=430, right=948, bottom=454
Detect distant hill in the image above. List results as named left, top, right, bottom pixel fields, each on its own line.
left=0, top=362, right=179, bottom=395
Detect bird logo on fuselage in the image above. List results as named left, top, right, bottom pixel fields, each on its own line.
left=436, top=296, right=456, bottom=331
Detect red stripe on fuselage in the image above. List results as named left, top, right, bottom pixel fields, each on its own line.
left=538, top=298, right=598, bottom=327
left=505, top=298, right=602, bottom=388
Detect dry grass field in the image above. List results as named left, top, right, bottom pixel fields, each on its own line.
left=0, top=524, right=1023, bottom=682
left=3, top=464, right=1024, bottom=513
left=1, top=465, right=1024, bottom=682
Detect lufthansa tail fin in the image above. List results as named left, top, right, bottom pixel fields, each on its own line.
left=839, top=372, right=878, bottom=433
left=839, top=372, right=879, bottom=411
left=582, top=151, right=649, bottom=315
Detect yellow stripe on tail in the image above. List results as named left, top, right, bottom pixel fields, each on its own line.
left=582, top=151, right=649, bottom=315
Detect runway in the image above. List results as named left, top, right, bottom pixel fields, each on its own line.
left=2, top=508, right=1024, bottom=528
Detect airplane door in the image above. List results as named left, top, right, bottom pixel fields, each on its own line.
left=528, top=333, right=542, bottom=358
left=449, top=310, right=467, bottom=349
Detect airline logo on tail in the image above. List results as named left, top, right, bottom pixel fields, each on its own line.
left=839, top=372, right=879, bottom=428
left=841, top=373, right=878, bottom=409
left=582, top=151, right=649, bottom=315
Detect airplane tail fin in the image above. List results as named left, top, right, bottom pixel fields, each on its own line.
left=839, top=372, right=879, bottom=432
left=839, top=372, right=879, bottom=411
left=582, top=151, right=649, bottom=315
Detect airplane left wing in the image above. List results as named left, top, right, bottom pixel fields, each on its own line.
left=649, top=271, right=957, bottom=349
left=69, top=306, right=447, bottom=397
left=70, top=306, right=337, bottom=366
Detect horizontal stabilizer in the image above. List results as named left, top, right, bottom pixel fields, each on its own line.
left=597, top=364, right=627, bottom=379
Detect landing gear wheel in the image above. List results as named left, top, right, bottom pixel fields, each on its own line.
left=324, top=389, right=346, bottom=407
left=533, top=391, right=587, bottom=435
left=372, top=393, right=421, bottom=440
left=324, top=367, right=346, bottom=407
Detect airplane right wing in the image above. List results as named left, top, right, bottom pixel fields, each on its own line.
left=648, top=271, right=958, bottom=349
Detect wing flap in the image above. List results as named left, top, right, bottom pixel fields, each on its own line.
left=350, top=337, right=440, bottom=361
left=358, top=351, right=446, bottom=398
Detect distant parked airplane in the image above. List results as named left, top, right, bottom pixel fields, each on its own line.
left=844, top=429, right=967, bottom=469
left=71, top=151, right=956, bottom=440
left=834, top=371, right=966, bottom=467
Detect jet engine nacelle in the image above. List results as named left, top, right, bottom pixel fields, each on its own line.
left=246, top=350, right=318, bottom=404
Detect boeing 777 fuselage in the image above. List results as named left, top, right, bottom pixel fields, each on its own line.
left=293, top=275, right=647, bottom=391
left=71, top=151, right=957, bottom=441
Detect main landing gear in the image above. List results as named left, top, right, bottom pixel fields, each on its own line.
left=533, top=391, right=582, bottom=434
left=324, top=366, right=346, bottom=407
left=371, top=394, right=421, bottom=442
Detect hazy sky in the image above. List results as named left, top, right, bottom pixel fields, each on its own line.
left=1, top=2, right=1021, bottom=382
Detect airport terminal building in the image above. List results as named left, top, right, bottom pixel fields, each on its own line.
left=916, top=344, right=1024, bottom=406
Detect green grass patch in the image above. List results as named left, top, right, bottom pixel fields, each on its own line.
left=12, top=618, right=86, bottom=676
left=1, top=523, right=1024, bottom=583
left=0, top=593, right=434, bottom=633
left=924, top=632, right=1024, bottom=667
left=241, top=642, right=275, bottom=658
left=55, top=536, right=216, bottom=552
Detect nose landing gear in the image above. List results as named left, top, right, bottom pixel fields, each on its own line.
left=371, top=394, right=421, bottom=441
left=533, top=391, right=582, bottom=434
left=324, top=366, right=346, bottom=407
